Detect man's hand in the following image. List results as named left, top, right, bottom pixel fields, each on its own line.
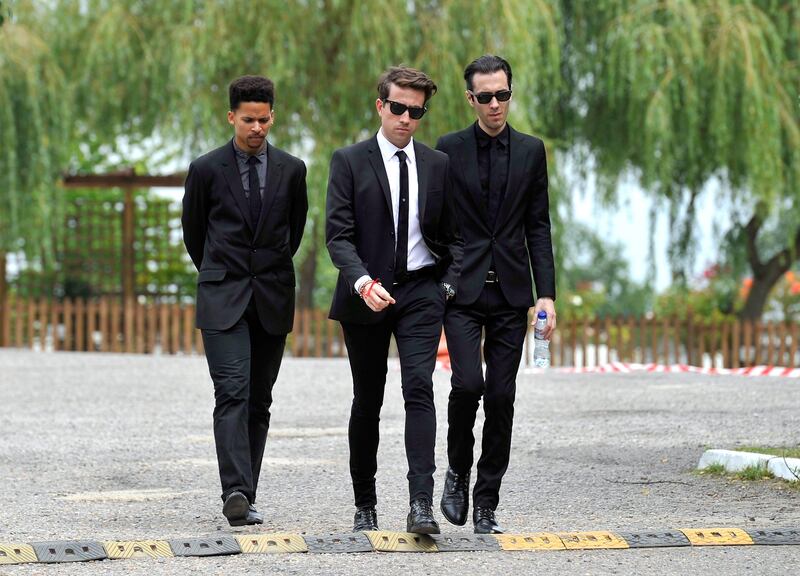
left=532, top=297, right=556, bottom=339
left=361, top=280, right=396, bottom=312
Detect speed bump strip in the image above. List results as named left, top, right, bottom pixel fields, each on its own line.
left=305, top=533, right=373, bottom=553
left=430, top=534, right=501, bottom=552
left=31, top=540, right=107, bottom=562
left=746, top=528, right=800, bottom=546
left=365, top=531, right=438, bottom=552
left=0, top=543, right=37, bottom=565
left=558, top=531, right=629, bottom=549
left=679, top=528, right=753, bottom=546
left=235, top=533, right=308, bottom=554
left=169, top=536, right=240, bottom=557
left=495, top=533, right=565, bottom=550
left=616, top=530, right=690, bottom=548
left=103, top=540, right=174, bottom=559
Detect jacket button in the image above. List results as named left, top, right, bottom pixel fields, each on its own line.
left=251, top=248, right=257, bottom=253
left=251, top=274, right=257, bottom=279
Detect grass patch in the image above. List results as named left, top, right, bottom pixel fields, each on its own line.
left=736, top=446, right=800, bottom=459
left=696, top=463, right=726, bottom=476
left=736, top=464, right=774, bottom=481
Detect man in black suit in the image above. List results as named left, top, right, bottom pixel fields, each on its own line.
left=326, top=66, right=462, bottom=534
left=436, top=55, right=556, bottom=534
left=182, top=75, right=308, bottom=526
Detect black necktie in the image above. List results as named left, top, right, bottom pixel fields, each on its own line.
left=247, top=155, right=262, bottom=228
left=394, top=150, right=409, bottom=279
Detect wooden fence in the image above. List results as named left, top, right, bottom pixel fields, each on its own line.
left=1, top=296, right=798, bottom=368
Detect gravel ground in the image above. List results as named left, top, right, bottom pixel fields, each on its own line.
left=0, top=349, right=798, bottom=575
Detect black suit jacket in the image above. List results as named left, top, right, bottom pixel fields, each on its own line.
left=436, top=124, right=555, bottom=307
left=326, top=135, right=462, bottom=324
left=182, top=139, right=308, bottom=334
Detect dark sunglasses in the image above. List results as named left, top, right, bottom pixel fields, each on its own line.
left=383, top=99, right=427, bottom=120
left=469, top=89, right=512, bottom=104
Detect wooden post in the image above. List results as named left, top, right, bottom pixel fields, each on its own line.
left=75, top=298, right=85, bottom=351
left=766, top=321, right=775, bottom=365
left=754, top=321, right=763, bottom=365
left=790, top=323, right=798, bottom=368
left=778, top=322, right=787, bottom=367
left=14, top=295, right=24, bottom=347
left=121, top=188, right=136, bottom=307
left=314, top=309, right=324, bottom=357
left=686, top=314, right=694, bottom=366
left=0, top=251, right=7, bottom=347
left=63, top=298, right=73, bottom=351
left=721, top=319, right=730, bottom=368
left=743, top=320, right=753, bottom=366
left=732, top=319, right=741, bottom=369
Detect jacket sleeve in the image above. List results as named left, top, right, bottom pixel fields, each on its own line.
left=289, top=160, right=309, bottom=256
left=325, top=149, right=369, bottom=290
left=181, top=161, right=208, bottom=271
left=525, top=140, right=556, bottom=300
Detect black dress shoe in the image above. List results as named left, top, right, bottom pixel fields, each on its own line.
left=407, top=498, right=440, bottom=534
left=473, top=506, right=504, bottom=534
left=246, top=504, right=264, bottom=525
left=222, top=491, right=250, bottom=527
left=440, top=467, right=470, bottom=526
left=353, top=506, right=379, bottom=531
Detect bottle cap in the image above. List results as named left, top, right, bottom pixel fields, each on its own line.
left=537, top=311, right=547, bottom=319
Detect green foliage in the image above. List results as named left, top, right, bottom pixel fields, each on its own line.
left=697, top=463, right=726, bottom=475
left=737, top=446, right=800, bottom=459
left=736, top=464, right=774, bottom=481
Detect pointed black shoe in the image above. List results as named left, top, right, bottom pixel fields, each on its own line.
left=473, top=506, right=504, bottom=534
left=222, top=491, right=250, bottom=527
left=246, top=504, right=264, bottom=525
left=407, top=498, right=440, bottom=534
left=353, top=506, right=379, bottom=531
left=440, top=467, right=470, bottom=526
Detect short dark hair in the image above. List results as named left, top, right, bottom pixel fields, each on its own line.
left=377, top=66, right=437, bottom=103
left=229, top=75, right=275, bottom=110
left=463, top=55, right=513, bottom=91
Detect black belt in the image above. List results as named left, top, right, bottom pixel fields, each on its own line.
left=393, top=265, right=436, bottom=286
left=486, top=270, right=499, bottom=284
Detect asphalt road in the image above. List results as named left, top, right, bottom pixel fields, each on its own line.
left=0, top=350, right=798, bottom=575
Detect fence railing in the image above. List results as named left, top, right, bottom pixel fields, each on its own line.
left=1, top=296, right=798, bottom=368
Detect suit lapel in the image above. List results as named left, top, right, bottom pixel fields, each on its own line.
left=414, top=141, right=428, bottom=224
left=367, top=136, right=394, bottom=218
left=494, top=126, right=528, bottom=231
left=220, top=141, right=255, bottom=234
left=456, top=128, right=490, bottom=227
left=254, top=143, right=283, bottom=238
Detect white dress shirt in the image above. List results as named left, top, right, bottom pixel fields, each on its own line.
left=354, top=129, right=435, bottom=293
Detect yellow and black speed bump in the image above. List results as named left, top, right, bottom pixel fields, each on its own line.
left=305, top=533, right=374, bottom=554
left=748, top=528, right=800, bottom=546
left=679, top=528, right=753, bottom=546
left=365, top=531, right=438, bottom=552
left=0, top=543, right=37, bottom=565
left=103, top=540, right=173, bottom=559
left=169, top=536, right=240, bottom=557
left=235, top=533, right=308, bottom=554
left=31, top=540, right=107, bottom=563
left=557, top=531, right=629, bottom=550
left=430, top=533, right=500, bottom=552
left=2, top=527, right=800, bottom=564
left=495, top=533, right=565, bottom=550
left=616, top=530, right=690, bottom=548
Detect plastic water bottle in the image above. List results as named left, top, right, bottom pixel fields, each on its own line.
left=533, top=311, right=550, bottom=368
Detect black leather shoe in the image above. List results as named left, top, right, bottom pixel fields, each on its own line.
left=353, top=506, right=379, bottom=531
left=440, top=467, right=470, bottom=526
left=473, top=506, right=504, bottom=534
left=246, top=504, right=264, bottom=525
left=222, top=491, right=249, bottom=527
left=407, top=498, right=440, bottom=534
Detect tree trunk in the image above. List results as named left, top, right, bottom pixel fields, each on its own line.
left=739, top=213, right=799, bottom=321
left=296, top=216, right=318, bottom=310
left=0, top=250, right=7, bottom=347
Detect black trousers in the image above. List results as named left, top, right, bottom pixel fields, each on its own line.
left=444, top=282, right=528, bottom=510
left=342, top=276, right=445, bottom=508
left=201, top=297, right=286, bottom=504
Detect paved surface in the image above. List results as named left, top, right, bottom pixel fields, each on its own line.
left=0, top=349, right=798, bottom=574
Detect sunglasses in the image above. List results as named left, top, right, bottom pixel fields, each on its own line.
left=383, top=99, right=427, bottom=120
left=469, top=89, right=512, bottom=105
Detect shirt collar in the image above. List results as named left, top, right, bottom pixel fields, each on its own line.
left=232, top=139, right=267, bottom=163
left=377, top=128, right=416, bottom=165
left=474, top=121, right=509, bottom=148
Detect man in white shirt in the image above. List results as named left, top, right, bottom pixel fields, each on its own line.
left=326, top=65, right=462, bottom=534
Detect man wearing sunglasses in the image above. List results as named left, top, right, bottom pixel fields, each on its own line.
left=435, top=55, right=556, bottom=534
left=326, top=66, right=462, bottom=534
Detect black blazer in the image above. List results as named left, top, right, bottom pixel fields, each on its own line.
left=182, top=139, right=308, bottom=334
left=326, top=135, right=462, bottom=324
left=436, top=124, right=555, bottom=307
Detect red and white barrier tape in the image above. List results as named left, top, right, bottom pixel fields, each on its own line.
left=523, top=362, right=800, bottom=377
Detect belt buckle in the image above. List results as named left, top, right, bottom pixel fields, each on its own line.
left=486, top=271, right=498, bottom=283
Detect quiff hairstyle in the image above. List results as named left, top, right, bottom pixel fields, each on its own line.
left=377, top=66, right=437, bottom=103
